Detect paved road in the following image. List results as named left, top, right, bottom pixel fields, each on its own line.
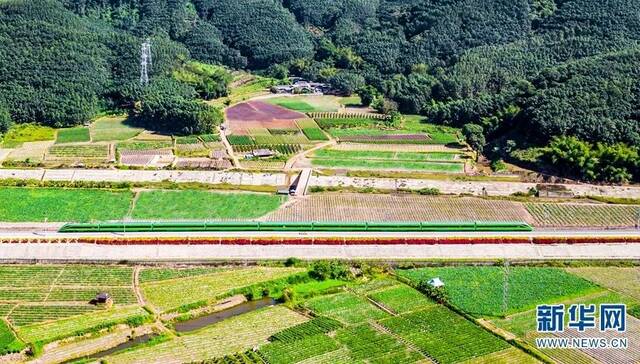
left=2, top=168, right=640, bottom=198
left=0, top=242, right=639, bottom=261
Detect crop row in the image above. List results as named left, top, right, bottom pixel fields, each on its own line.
left=305, top=292, right=389, bottom=325
left=368, top=285, right=435, bottom=314
left=335, top=324, right=425, bottom=363
left=9, top=304, right=100, bottom=326
left=380, top=306, right=509, bottom=363
left=233, top=144, right=301, bottom=155
left=269, top=317, right=343, bottom=343
left=259, top=334, right=340, bottom=364
left=48, top=145, right=109, bottom=158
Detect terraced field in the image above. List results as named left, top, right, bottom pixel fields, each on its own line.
left=263, top=194, right=534, bottom=223
left=0, top=265, right=142, bottom=345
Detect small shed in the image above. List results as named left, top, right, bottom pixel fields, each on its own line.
left=428, top=278, right=445, bottom=288
left=94, top=292, right=113, bottom=307
left=251, top=149, right=275, bottom=158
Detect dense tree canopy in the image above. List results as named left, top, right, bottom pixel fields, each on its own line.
left=2, top=0, right=640, bottom=181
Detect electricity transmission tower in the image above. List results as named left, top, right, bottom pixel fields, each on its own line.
left=140, top=39, right=152, bottom=86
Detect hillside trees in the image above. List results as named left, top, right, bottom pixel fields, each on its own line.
left=134, top=78, right=222, bottom=134
left=206, top=0, right=314, bottom=68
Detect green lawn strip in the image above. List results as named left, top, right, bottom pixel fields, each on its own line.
left=260, top=334, right=341, bottom=364
left=1, top=124, right=55, bottom=148
left=0, top=319, right=24, bottom=355
left=0, top=187, right=132, bottom=222
left=335, top=323, right=425, bottom=363
left=311, top=158, right=464, bottom=172
left=91, top=116, right=142, bottom=142
left=131, top=190, right=285, bottom=220
left=266, top=96, right=341, bottom=112
left=401, top=115, right=461, bottom=144
left=104, top=306, right=307, bottom=363
left=380, top=306, right=509, bottom=364
left=55, top=127, right=90, bottom=144
left=139, top=267, right=228, bottom=284
left=368, top=285, right=436, bottom=314
left=398, top=267, right=601, bottom=317
left=16, top=305, right=150, bottom=344
left=312, top=149, right=459, bottom=161
left=141, top=266, right=305, bottom=312
left=305, top=292, right=390, bottom=325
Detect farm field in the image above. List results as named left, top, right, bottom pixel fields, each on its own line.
left=491, top=290, right=640, bottom=364
left=0, top=187, right=132, bottom=222
left=90, top=116, right=143, bottom=142
left=141, top=266, right=305, bottom=312
left=380, top=306, right=510, bottom=363
left=0, top=123, right=55, bottom=148
left=0, top=264, right=142, bottom=346
left=265, top=95, right=342, bottom=112
left=566, top=267, right=640, bottom=300
left=398, top=267, right=600, bottom=316
left=104, top=306, right=307, bottom=364
left=526, top=202, right=640, bottom=228
left=262, top=193, right=534, bottom=223
left=0, top=187, right=285, bottom=222
left=131, top=190, right=286, bottom=220
left=210, top=72, right=277, bottom=107
left=55, top=127, right=91, bottom=144
left=312, top=149, right=460, bottom=161
left=311, top=157, right=464, bottom=172
left=2, top=263, right=616, bottom=363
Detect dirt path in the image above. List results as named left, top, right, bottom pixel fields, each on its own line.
left=133, top=267, right=145, bottom=306
left=218, top=126, right=240, bottom=169
left=285, top=139, right=335, bottom=170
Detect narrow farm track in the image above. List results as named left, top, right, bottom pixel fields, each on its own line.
left=133, top=266, right=145, bottom=306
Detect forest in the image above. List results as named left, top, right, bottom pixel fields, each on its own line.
left=0, top=0, right=639, bottom=182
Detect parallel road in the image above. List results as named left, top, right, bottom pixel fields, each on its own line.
left=0, top=229, right=639, bottom=261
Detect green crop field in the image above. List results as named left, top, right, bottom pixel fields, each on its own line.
left=260, top=333, right=341, bottom=364
left=48, top=144, right=109, bottom=158
left=312, top=149, right=459, bottom=161
left=0, top=320, right=23, bottom=355
left=335, top=323, right=424, bottom=363
left=305, top=292, right=390, bottom=325
left=139, top=267, right=226, bottom=283
left=266, top=96, right=341, bottom=112
left=381, top=306, right=510, bottom=364
left=0, top=187, right=132, bottom=222
left=1, top=123, right=55, bottom=148
left=55, top=127, right=91, bottom=144
left=141, top=266, right=304, bottom=312
left=91, top=116, right=143, bottom=142
left=399, top=267, right=600, bottom=317
left=131, top=190, right=286, bottom=220
left=0, top=188, right=286, bottom=222
left=311, top=157, right=464, bottom=172
left=116, top=140, right=172, bottom=151
left=368, top=284, right=435, bottom=314
left=17, top=305, right=149, bottom=344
